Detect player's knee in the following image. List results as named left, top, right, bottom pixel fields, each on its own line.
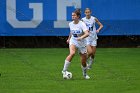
left=88, top=51, right=93, bottom=56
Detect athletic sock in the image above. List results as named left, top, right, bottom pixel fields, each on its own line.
left=88, top=57, right=93, bottom=67
left=81, top=66, right=87, bottom=76
left=62, top=60, right=71, bottom=72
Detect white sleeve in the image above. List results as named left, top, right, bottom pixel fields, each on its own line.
left=81, top=22, right=88, bottom=32
left=81, top=18, right=83, bottom=21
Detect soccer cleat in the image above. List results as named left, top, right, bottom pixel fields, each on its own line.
left=84, top=75, right=90, bottom=79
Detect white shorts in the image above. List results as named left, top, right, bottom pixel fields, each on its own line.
left=86, top=33, right=98, bottom=46
left=69, top=38, right=87, bottom=54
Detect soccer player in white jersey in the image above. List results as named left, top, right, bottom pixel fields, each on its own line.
left=81, top=8, right=103, bottom=69
left=62, top=9, right=90, bottom=79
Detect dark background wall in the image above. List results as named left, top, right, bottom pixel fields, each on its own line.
left=0, top=36, right=139, bottom=48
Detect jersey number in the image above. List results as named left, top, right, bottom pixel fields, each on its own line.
left=89, top=26, right=93, bottom=31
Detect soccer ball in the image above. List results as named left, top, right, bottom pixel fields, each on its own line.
left=63, top=72, right=72, bottom=79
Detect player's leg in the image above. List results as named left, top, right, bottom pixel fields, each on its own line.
left=86, top=44, right=93, bottom=66
left=88, top=46, right=96, bottom=68
left=62, top=44, right=76, bottom=72
left=87, top=45, right=93, bottom=59
left=80, top=53, right=90, bottom=79
left=86, top=37, right=93, bottom=66
left=80, top=53, right=87, bottom=67
left=79, top=47, right=90, bottom=79
left=66, top=44, right=76, bottom=62
left=87, top=40, right=97, bottom=69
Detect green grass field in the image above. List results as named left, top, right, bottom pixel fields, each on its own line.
left=0, top=48, right=140, bottom=93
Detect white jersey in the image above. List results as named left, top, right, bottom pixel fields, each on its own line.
left=82, top=16, right=98, bottom=46
left=69, top=21, right=88, bottom=39
left=82, top=16, right=96, bottom=33
left=69, top=21, right=88, bottom=54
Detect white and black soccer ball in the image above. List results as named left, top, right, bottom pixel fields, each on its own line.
left=63, top=72, right=72, bottom=79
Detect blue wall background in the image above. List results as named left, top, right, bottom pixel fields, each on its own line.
left=0, top=0, right=140, bottom=36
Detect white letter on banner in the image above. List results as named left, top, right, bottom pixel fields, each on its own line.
left=6, top=0, right=43, bottom=28
left=54, top=0, right=81, bottom=28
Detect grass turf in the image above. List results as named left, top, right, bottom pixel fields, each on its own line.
left=0, top=48, right=140, bottom=93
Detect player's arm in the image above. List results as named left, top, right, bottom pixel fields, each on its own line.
left=66, top=32, right=72, bottom=44
left=81, top=30, right=89, bottom=38
left=77, top=22, right=89, bottom=41
left=77, top=30, right=89, bottom=41
left=95, top=18, right=103, bottom=33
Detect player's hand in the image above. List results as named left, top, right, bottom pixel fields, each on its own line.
left=66, top=39, right=70, bottom=44
left=77, top=37, right=82, bottom=41
left=96, top=30, right=100, bottom=33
